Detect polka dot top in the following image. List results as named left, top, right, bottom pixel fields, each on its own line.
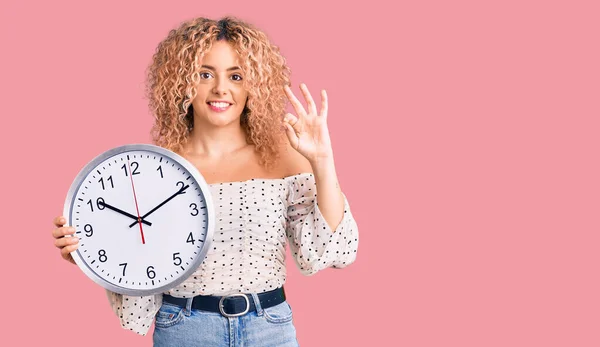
left=105, top=172, right=359, bottom=335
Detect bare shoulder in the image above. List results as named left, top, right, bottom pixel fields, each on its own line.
left=278, top=142, right=313, bottom=177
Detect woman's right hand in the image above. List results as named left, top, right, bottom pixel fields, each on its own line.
left=52, top=216, right=79, bottom=265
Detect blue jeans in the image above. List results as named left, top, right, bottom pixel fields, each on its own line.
left=153, top=293, right=299, bottom=347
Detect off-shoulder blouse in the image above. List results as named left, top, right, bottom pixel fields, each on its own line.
left=105, top=173, right=359, bottom=335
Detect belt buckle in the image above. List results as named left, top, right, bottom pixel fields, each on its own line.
left=219, top=293, right=250, bottom=318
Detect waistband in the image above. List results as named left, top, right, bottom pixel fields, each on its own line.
left=162, top=286, right=286, bottom=318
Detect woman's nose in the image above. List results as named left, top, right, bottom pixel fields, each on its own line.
left=212, top=76, right=229, bottom=95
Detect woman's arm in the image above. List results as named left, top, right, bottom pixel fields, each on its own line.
left=281, top=83, right=347, bottom=232
left=310, top=156, right=345, bottom=232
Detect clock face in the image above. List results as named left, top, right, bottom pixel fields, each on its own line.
left=64, top=144, right=214, bottom=296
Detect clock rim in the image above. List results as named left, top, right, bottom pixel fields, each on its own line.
left=63, top=143, right=215, bottom=296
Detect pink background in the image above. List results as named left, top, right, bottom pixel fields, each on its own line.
left=1, top=0, right=599, bottom=346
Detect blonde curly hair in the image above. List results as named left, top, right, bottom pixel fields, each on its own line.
left=146, top=17, right=291, bottom=170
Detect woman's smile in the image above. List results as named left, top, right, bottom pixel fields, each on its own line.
left=207, top=101, right=233, bottom=112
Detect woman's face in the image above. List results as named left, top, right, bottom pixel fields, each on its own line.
left=191, top=40, right=249, bottom=128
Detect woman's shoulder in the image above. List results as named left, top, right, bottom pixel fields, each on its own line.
left=277, top=142, right=313, bottom=178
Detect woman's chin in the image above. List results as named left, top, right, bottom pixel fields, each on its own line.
left=204, top=116, right=240, bottom=128
left=193, top=108, right=243, bottom=128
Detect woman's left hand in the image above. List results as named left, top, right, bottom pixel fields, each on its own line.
left=283, top=83, right=334, bottom=163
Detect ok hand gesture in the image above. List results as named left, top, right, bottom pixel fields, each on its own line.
left=283, top=84, right=334, bottom=164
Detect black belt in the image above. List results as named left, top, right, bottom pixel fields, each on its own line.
left=163, top=287, right=286, bottom=318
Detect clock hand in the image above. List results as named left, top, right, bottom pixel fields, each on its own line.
left=97, top=200, right=152, bottom=226
left=127, top=159, right=146, bottom=244
left=128, top=183, right=190, bottom=228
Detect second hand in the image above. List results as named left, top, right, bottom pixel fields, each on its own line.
left=127, top=158, right=145, bottom=244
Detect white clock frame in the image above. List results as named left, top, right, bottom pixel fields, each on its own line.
left=63, top=144, right=215, bottom=296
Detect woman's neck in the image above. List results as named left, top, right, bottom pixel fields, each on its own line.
left=184, top=124, right=249, bottom=159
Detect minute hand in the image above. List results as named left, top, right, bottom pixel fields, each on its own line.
left=129, top=184, right=189, bottom=228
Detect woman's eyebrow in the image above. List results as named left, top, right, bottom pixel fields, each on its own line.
left=201, top=65, right=241, bottom=71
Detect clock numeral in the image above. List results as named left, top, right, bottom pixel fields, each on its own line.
left=157, top=165, right=163, bottom=178
left=146, top=266, right=156, bottom=279
left=173, top=252, right=182, bottom=266
left=84, top=224, right=93, bottom=237
left=190, top=203, right=199, bottom=216
left=176, top=181, right=187, bottom=194
left=186, top=232, right=195, bottom=245
left=121, top=162, right=140, bottom=176
left=119, top=263, right=127, bottom=276
left=87, top=198, right=105, bottom=212
left=98, top=175, right=114, bottom=190
left=98, top=249, right=107, bottom=263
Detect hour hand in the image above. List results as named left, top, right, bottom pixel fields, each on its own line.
left=98, top=200, right=152, bottom=226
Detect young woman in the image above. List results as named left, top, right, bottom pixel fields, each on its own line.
left=52, top=17, right=359, bottom=346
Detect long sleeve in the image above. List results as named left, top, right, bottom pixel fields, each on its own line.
left=284, top=173, right=359, bottom=276
left=105, top=290, right=162, bottom=336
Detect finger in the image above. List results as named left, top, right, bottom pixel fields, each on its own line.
left=284, top=85, right=307, bottom=117
left=52, top=226, right=75, bottom=239
left=283, top=113, right=300, bottom=132
left=53, top=216, right=67, bottom=228
left=61, top=245, right=78, bottom=263
left=320, top=90, right=328, bottom=118
left=300, top=83, right=317, bottom=115
left=54, top=235, right=79, bottom=249
left=61, top=244, right=79, bottom=256
left=283, top=122, right=299, bottom=150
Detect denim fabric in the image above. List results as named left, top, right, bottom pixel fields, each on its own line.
left=153, top=293, right=299, bottom=347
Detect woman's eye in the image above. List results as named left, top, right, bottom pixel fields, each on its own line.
left=200, top=72, right=212, bottom=79
left=231, top=74, right=243, bottom=81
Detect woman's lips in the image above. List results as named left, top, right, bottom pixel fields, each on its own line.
left=207, top=102, right=231, bottom=112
